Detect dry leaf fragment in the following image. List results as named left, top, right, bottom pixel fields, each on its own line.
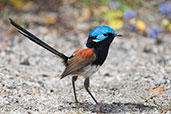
left=147, top=88, right=164, bottom=94
left=28, top=90, right=40, bottom=94
left=11, top=0, right=24, bottom=9
left=44, top=16, right=56, bottom=25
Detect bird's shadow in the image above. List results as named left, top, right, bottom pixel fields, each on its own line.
left=60, top=101, right=157, bottom=113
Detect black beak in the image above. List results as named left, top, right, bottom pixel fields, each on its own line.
left=115, top=33, right=122, bottom=37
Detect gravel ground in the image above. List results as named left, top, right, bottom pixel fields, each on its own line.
left=0, top=22, right=171, bottom=114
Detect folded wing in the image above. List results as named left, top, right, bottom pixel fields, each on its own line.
left=61, top=48, right=95, bottom=78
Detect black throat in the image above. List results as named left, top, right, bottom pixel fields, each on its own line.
left=86, top=36, right=115, bottom=66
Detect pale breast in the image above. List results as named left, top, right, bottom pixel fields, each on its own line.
left=76, top=65, right=100, bottom=78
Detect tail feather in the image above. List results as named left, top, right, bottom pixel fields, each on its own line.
left=9, top=18, right=68, bottom=65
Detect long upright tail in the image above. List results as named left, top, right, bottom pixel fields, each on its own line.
left=9, top=18, right=68, bottom=65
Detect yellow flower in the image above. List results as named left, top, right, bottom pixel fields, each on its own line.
left=162, top=19, right=170, bottom=27
left=169, top=24, right=171, bottom=31
left=136, top=20, right=146, bottom=31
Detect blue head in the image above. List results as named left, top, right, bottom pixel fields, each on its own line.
left=85, top=25, right=122, bottom=48
left=89, top=25, right=115, bottom=42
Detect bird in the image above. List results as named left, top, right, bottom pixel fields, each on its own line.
left=9, top=18, right=122, bottom=104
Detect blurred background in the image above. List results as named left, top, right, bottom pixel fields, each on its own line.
left=0, top=0, right=171, bottom=42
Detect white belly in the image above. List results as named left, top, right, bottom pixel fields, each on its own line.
left=79, top=65, right=100, bottom=78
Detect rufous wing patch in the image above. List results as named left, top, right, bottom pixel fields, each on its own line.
left=61, top=48, right=95, bottom=78
left=72, top=46, right=83, bottom=55
left=75, top=48, right=94, bottom=59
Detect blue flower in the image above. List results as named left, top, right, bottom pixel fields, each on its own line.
left=130, top=24, right=136, bottom=31
left=124, top=10, right=136, bottom=20
left=109, top=0, right=119, bottom=9
left=159, top=3, right=171, bottom=14
left=148, top=28, right=162, bottom=39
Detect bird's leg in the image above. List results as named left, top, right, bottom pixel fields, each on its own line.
left=84, top=78, right=98, bottom=104
left=72, top=76, right=78, bottom=103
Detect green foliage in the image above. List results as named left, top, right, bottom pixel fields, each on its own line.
left=78, top=0, right=110, bottom=5
left=102, top=10, right=123, bottom=19
left=78, top=0, right=141, bottom=9
left=119, top=3, right=131, bottom=11
left=116, top=0, right=142, bottom=8
left=0, top=0, right=11, bottom=3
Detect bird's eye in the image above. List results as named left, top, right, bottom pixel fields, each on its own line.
left=103, top=33, right=108, bottom=36
left=91, top=36, right=97, bottom=39
left=104, top=33, right=114, bottom=36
